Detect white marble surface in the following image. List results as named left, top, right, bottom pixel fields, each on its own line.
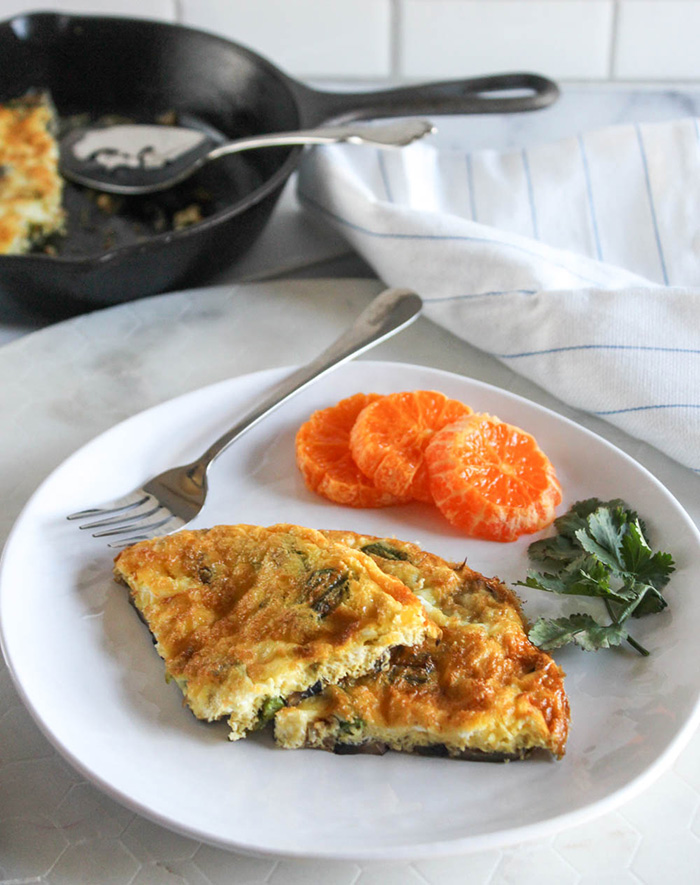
left=2, top=86, right=700, bottom=882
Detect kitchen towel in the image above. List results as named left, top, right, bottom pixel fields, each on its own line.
left=297, top=117, right=700, bottom=473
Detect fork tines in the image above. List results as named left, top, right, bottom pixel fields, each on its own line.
left=67, top=490, right=184, bottom=547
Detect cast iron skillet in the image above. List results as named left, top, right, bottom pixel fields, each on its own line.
left=0, top=12, right=559, bottom=317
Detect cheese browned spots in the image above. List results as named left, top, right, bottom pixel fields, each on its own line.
left=114, top=524, right=438, bottom=740
left=274, top=532, right=569, bottom=759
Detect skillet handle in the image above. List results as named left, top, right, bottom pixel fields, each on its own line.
left=294, top=72, right=559, bottom=126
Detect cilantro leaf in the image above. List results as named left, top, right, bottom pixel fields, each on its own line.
left=556, top=498, right=627, bottom=538
left=627, top=581, right=668, bottom=618
left=522, top=555, right=615, bottom=599
left=621, top=520, right=675, bottom=590
left=527, top=533, right=581, bottom=566
left=528, top=614, right=627, bottom=652
left=575, top=504, right=628, bottom=572
left=519, top=498, right=674, bottom=656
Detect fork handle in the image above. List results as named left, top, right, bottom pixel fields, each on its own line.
left=190, top=288, right=422, bottom=481
left=206, top=119, right=435, bottom=158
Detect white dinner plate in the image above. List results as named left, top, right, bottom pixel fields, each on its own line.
left=2, top=361, right=699, bottom=860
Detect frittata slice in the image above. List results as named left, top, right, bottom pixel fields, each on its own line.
left=274, top=532, right=570, bottom=759
left=0, top=92, right=64, bottom=255
left=114, top=524, right=438, bottom=740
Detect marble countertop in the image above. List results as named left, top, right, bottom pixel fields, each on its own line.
left=2, top=86, right=700, bottom=883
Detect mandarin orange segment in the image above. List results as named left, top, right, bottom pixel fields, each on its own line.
left=295, top=393, right=408, bottom=508
left=348, top=390, right=473, bottom=503
left=425, top=412, right=562, bottom=542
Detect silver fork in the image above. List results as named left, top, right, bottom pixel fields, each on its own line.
left=68, top=287, right=422, bottom=547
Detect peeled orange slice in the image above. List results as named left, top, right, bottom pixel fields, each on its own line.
left=425, top=412, right=562, bottom=542
left=295, top=393, right=408, bottom=508
left=348, top=390, right=473, bottom=503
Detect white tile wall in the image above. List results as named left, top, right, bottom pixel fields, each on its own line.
left=399, top=0, right=614, bottom=80
left=615, top=0, right=700, bottom=80
left=0, top=0, right=176, bottom=21
left=4, top=0, right=700, bottom=83
left=179, top=0, right=392, bottom=79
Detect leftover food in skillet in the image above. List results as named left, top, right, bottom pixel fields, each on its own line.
left=0, top=91, right=211, bottom=257
left=0, top=92, right=64, bottom=255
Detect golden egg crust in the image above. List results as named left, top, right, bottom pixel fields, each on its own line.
left=113, top=524, right=437, bottom=740
left=0, top=93, right=64, bottom=255
left=274, top=532, right=570, bottom=760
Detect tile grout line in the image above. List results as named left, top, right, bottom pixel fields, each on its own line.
left=390, top=0, right=402, bottom=79
left=408, top=860, right=432, bottom=885
left=0, top=878, right=43, bottom=885
left=263, top=859, right=280, bottom=882
left=609, top=0, right=621, bottom=81
left=348, top=865, right=364, bottom=885
left=172, top=0, right=184, bottom=24
left=615, top=810, right=652, bottom=885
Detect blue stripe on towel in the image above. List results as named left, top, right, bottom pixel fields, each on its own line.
left=578, top=133, right=604, bottom=261
left=430, top=289, right=538, bottom=302
left=594, top=403, right=700, bottom=415
left=522, top=149, right=539, bottom=240
left=297, top=191, right=608, bottom=287
left=377, top=150, right=393, bottom=202
left=494, top=343, right=700, bottom=358
left=635, top=125, right=669, bottom=285
left=466, top=154, right=478, bottom=221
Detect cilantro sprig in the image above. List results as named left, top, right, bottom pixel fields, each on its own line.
left=518, top=499, right=674, bottom=656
